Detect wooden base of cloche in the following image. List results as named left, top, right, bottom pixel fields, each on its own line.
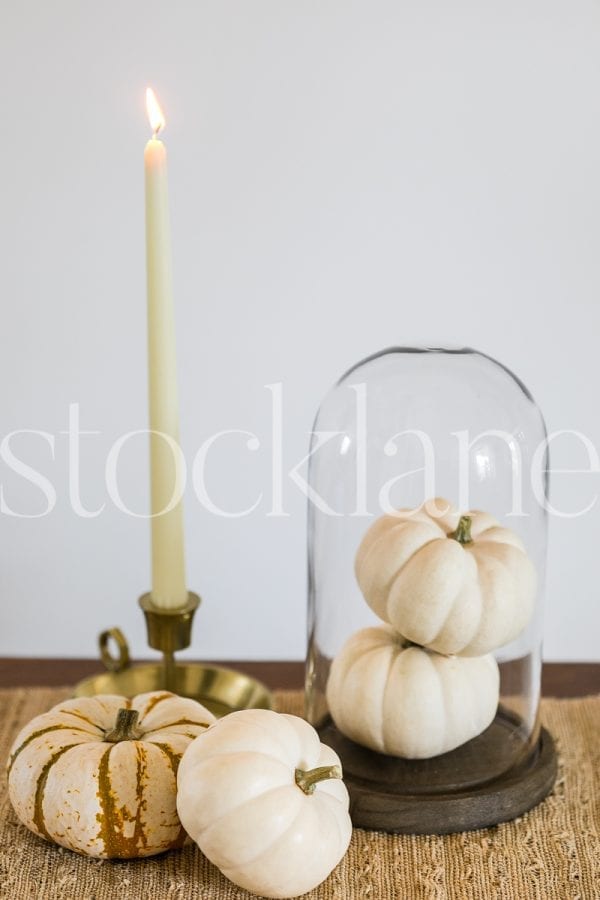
left=319, top=705, right=557, bottom=835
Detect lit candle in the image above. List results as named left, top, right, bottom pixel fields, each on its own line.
left=144, top=87, right=187, bottom=609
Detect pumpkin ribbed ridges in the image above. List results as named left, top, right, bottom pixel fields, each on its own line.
left=7, top=725, right=90, bottom=776
left=96, top=744, right=152, bottom=858
left=151, top=742, right=183, bottom=777
left=33, top=744, right=79, bottom=839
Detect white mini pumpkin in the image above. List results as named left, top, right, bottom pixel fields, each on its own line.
left=7, top=691, right=215, bottom=858
left=327, top=625, right=500, bottom=758
left=177, top=708, right=352, bottom=899
left=355, top=499, right=537, bottom=656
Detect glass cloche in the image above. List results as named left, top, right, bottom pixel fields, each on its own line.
left=305, top=347, right=556, bottom=833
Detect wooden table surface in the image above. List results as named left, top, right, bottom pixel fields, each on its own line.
left=0, top=659, right=598, bottom=696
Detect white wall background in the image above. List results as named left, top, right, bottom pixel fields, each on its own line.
left=0, top=0, right=599, bottom=661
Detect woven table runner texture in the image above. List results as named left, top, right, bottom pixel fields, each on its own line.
left=0, top=687, right=598, bottom=900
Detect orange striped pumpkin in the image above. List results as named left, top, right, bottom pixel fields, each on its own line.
left=6, top=691, right=215, bottom=858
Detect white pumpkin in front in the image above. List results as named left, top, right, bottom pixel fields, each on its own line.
left=327, top=626, right=500, bottom=758
left=177, top=708, right=352, bottom=899
left=355, top=499, right=537, bottom=656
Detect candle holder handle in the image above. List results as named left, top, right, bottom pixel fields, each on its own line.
left=99, top=627, right=131, bottom=673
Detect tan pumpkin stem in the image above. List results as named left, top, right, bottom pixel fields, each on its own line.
left=295, top=764, right=342, bottom=795
left=450, top=515, right=473, bottom=545
left=104, top=708, right=142, bottom=743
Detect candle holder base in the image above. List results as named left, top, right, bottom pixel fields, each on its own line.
left=73, top=591, right=274, bottom=717
left=73, top=661, right=272, bottom=718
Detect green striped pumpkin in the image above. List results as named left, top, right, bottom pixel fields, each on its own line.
left=7, top=691, right=215, bottom=858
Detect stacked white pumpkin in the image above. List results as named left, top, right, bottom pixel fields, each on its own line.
left=327, top=499, right=537, bottom=759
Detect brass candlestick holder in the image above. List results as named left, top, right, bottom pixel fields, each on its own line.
left=74, top=592, right=273, bottom=717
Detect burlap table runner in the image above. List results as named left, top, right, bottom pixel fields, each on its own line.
left=0, top=687, right=598, bottom=899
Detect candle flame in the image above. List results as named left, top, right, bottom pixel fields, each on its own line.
left=146, top=87, right=166, bottom=137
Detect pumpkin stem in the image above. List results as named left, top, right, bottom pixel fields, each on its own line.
left=295, top=764, right=342, bottom=795
left=104, top=708, right=142, bottom=743
left=450, top=515, right=473, bottom=545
